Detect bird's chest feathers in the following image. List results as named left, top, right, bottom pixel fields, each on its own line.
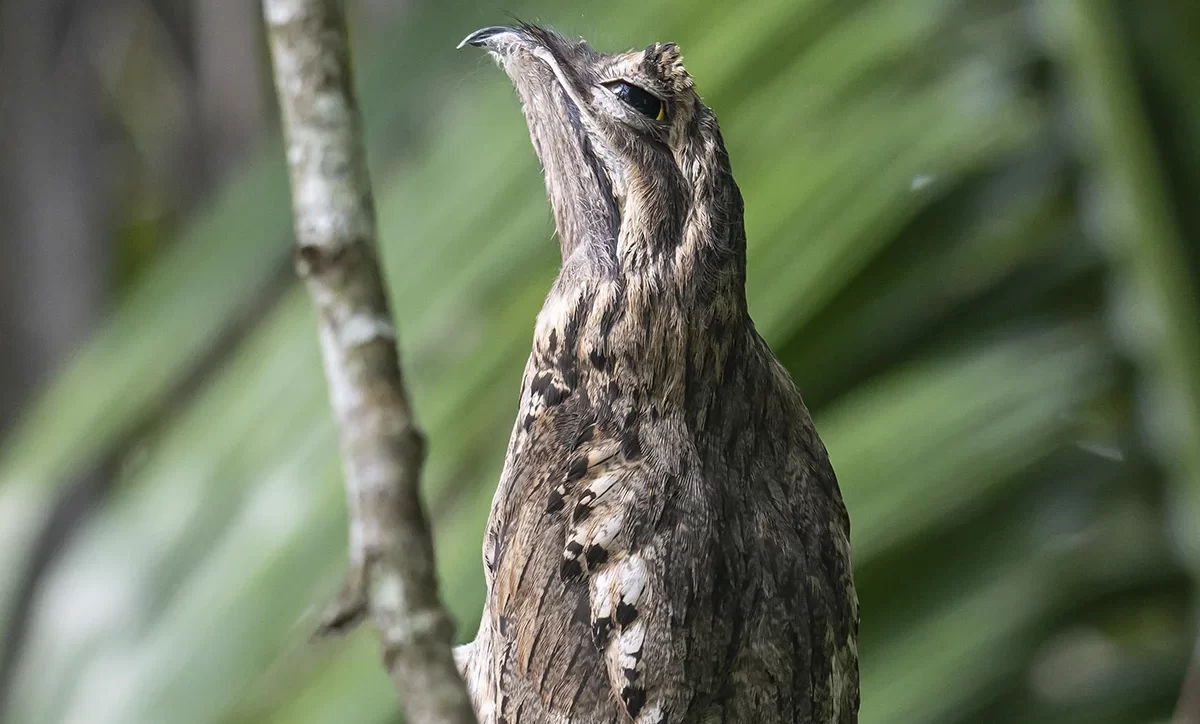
left=527, top=276, right=693, bottom=406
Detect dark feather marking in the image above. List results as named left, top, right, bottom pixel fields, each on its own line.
left=543, top=384, right=568, bottom=407
left=561, top=558, right=584, bottom=581
left=621, top=429, right=643, bottom=460
left=530, top=370, right=569, bottom=407
left=615, top=601, right=637, bottom=626
left=572, top=500, right=592, bottom=523
left=599, top=289, right=624, bottom=338
left=562, top=541, right=586, bottom=581
left=585, top=543, right=608, bottom=568
left=560, top=293, right=590, bottom=358
left=566, top=456, right=589, bottom=483
left=530, top=372, right=553, bottom=397
left=604, top=380, right=620, bottom=402
left=592, top=616, right=613, bottom=648
left=545, top=490, right=565, bottom=514
left=622, top=685, right=646, bottom=718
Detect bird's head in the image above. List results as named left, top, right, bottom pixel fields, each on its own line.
left=461, top=23, right=745, bottom=299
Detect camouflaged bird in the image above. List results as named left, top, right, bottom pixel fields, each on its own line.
left=454, top=23, right=859, bottom=724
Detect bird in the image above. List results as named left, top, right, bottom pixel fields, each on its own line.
left=454, top=23, right=859, bottom=724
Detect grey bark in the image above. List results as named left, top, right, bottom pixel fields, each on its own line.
left=261, top=2, right=476, bottom=724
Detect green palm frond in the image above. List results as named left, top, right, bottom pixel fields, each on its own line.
left=1, top=1, right=1195, bottom=723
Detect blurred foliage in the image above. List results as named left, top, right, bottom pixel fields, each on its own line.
left=0, top=0, right=1198, bottom=723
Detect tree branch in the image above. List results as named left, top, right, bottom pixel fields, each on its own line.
left=260, top=2, right=476, bottom=723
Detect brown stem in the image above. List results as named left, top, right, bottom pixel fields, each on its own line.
left=260, top=2, right=476, bottom=723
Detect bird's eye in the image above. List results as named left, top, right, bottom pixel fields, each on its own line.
left=603, top=80, right=665, bottom=121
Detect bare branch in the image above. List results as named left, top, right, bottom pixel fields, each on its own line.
left=261, top=2, right=476, bottom=723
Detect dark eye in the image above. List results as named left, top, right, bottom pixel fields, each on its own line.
left=603, top=80, right=665, bottom=121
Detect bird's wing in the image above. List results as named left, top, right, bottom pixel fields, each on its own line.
left=482, top=357, right=720, bottom=724
left=481, top=352, right=859, bottom=724
left=797, top=461, right=861, bottom=724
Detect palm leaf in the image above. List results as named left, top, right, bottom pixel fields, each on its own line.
left=1, top=1, right=1195, bottom=723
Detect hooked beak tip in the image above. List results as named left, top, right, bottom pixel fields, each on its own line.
left=457, top=25, right=513, bottom=50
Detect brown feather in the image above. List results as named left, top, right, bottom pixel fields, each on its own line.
left=458, top=23, right=859, bottom=724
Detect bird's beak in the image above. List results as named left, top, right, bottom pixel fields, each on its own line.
left=456, top=23, right=622, bottom=264
left=456, top=25, right=527, bottom=51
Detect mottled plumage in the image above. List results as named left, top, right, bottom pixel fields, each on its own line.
left=455, top=24, right=859, bottom=724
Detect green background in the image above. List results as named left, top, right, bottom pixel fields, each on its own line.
left=1, top=1, right=1198, bottom=723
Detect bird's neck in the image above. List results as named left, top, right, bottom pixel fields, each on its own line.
left=530, top=260, right=758, bottom=436
left=530, top=110, right=765, bottom=432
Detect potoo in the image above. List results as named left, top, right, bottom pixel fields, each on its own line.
left=454, top=23, right=859, bottom=724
